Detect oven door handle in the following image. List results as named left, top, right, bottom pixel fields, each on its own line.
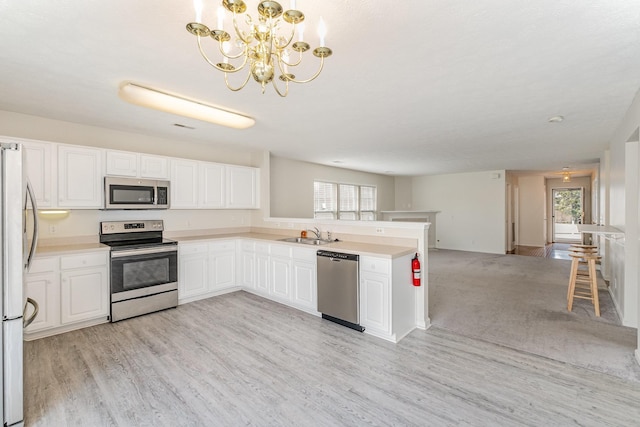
left=111, top=245, right=178, bottom=258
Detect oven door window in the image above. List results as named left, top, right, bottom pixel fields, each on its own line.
left=111, top=251, right=177, bottom=293
left=110, top=185, right=154, bottom=205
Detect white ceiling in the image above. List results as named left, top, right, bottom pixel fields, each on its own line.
left=1, top=1, right=639, bottom=176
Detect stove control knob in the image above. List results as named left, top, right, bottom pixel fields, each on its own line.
left=110, top=225, right=115, bottom=230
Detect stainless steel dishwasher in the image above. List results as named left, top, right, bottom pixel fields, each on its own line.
left=317, top=250, right=364, bottom=332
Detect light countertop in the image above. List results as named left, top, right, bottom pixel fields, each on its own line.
left=35, top=242, right=110, bottom=257
left=34, top=232, right=416, bottom=259
left=171, top=233, right=416, bottom=259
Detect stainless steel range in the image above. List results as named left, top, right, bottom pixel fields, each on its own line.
left=100, top=220, right=178, bottom=322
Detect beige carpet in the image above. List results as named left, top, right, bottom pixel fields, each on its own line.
left=428, top=249, right=640, bottom=382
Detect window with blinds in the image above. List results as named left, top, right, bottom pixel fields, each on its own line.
left=314, top=181, right=377, bottom=220
left=314, top=181, right=337, bottom=219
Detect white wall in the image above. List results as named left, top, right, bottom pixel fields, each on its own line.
left=516, top=175, right=546, bottom=247
left=411, top=170, right=506, bottom=254
left=394, top=176, right=413, bottom=210
left=604, top=86, right=640, bottom=330
left=269, top=155, right=396, bottom=218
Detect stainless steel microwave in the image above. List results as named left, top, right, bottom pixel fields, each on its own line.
left=104, top=177, right=170, bottom=210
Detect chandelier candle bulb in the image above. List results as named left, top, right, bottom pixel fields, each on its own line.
left=193, top=0, right=203, bottom=22
left=318, top=17, right=326, bottom=46
left=298, top=22, right=305, bottom=42
left=291, top=0, right=296, bottom=10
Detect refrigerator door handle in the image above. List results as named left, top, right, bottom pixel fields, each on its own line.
left=23, top=297, right=39, bottom=328
left=25, top=179, right=39, bottom=271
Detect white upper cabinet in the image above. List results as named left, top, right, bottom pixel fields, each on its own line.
left=199, top=162, right=226, bottom=208
left=170, top=159, right=259, bottom=210
left=105, top=150, right=137, bottom=177
left=57, top=145, right=103, bottom=208
left=227, top=165, right=259, bottom=209
left=106, top=150, right=169, bottom=179
left=23, top=139, right=54, bottom=207
left=140, top=154, right=169, bottom=179
left=170, top=159, right=199, bottom=209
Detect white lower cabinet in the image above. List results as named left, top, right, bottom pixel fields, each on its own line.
left=238, top=241, right=256, bottom=289
left=360, top=267, right=391, bottom=335
left=210, top=241, right=236, bottom=290
left=269, top=244, right=292, bottom=302
left=178, top=240, right=237, bottom=303
left=24, top=258, right=60, bottom=333
left=291, top=247, right=317, bottom=312
left=360, top=254, right=415, bottom=342
left=178, top=243, right=209, bottom=299
left=60, top=266, right=109, bottom=324
left=24, top=251, right=110, bottom=340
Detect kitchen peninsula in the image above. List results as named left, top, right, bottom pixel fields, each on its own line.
left=27, top=228, right=427, bottom=344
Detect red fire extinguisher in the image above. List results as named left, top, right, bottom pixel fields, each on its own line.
left=412, top=253, right=421, bottom=286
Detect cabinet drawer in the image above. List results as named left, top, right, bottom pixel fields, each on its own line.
left=360, top=257, right=390, bottom=275
left=29, top=257, right=58, bottom=274
left=270, top=244, right=292, bottom=258
left=209, top=240, right=235, bottom=252
left=179, top=243, right=208, bottom=255
left=292, top=247, right=316, bottom=263
left=60, top=252, right=108, bottom=270
left=255, top=242, right=269, bottom=254
left=240, top=240, right=255, bottom=251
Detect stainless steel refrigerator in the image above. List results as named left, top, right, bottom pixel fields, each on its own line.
left=1, top=141, right=39, bottom=427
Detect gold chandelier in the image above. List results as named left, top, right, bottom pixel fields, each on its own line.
left=187, top=0, right=332, bottom=97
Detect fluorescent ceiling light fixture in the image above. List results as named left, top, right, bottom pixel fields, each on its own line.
left=118, top=82, right=255, bottom=129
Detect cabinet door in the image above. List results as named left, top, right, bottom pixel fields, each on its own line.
left=292, top=261, right=316, bottom=312
left=60, top=267, right=109, bottom=324
left=255, top=253, right=270, bottom=295
left=210, top=251, right=235, bottom=290
left=199, top=162, right=225, bottom=208
left=178, top=254, right=209, bottom=298
left=140, top=154, right=169, bottom=179
left=170, top=159, right=198, bottom=209
left=24, top=272, right=60, bottom=332
left=58, top=145, right=103, bottom=208
left=106, top=150, right=138, bottom=177
left=226, top=165, right=259, bottom=209
left=270, top=256, right=291, bottom=301
left=23, top=140, right=53, bottom=207
left=360, top=272, right=390, bottom=334
left=239, top=250, right=255, bottom=288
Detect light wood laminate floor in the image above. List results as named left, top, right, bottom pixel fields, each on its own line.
left=25, top=291, right=640, bottom=426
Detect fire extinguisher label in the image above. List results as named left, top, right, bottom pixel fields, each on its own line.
left=413, top=271, right=421, bottom=278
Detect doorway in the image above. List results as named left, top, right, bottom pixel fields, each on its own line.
left=552, top=188, right=584, bottom=243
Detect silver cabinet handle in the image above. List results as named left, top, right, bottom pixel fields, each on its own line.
left=23, top=297, right=39, bottom=328
left=25, top=179, right=39, bottom=271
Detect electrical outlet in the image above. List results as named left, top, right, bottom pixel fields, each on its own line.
left=49, top=225, right=56, bottom=234
left=375, top=228, right=384, bottom=234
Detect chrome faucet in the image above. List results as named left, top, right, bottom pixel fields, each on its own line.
left=308, top=227, right=321, bottom=239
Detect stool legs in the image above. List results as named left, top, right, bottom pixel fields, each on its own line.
left=588, top=257, right=600, bottom=317
left=567, top=252, right=600, bottom=317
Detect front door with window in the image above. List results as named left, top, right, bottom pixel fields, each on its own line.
left=552, top=188, right=584, bottom=243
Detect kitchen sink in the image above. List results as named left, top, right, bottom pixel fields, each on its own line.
left=278, top=237, right=332, bottom=245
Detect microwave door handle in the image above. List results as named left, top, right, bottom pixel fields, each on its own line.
left=153, top=186, right=157, bottom=205
left=25, top=179, right=39, bottom=271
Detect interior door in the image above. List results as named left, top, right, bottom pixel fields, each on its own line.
left=552, top=188, right=583, bottom=243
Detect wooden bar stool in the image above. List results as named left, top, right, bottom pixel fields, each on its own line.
left=567, top=245, right=600, bottom=316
